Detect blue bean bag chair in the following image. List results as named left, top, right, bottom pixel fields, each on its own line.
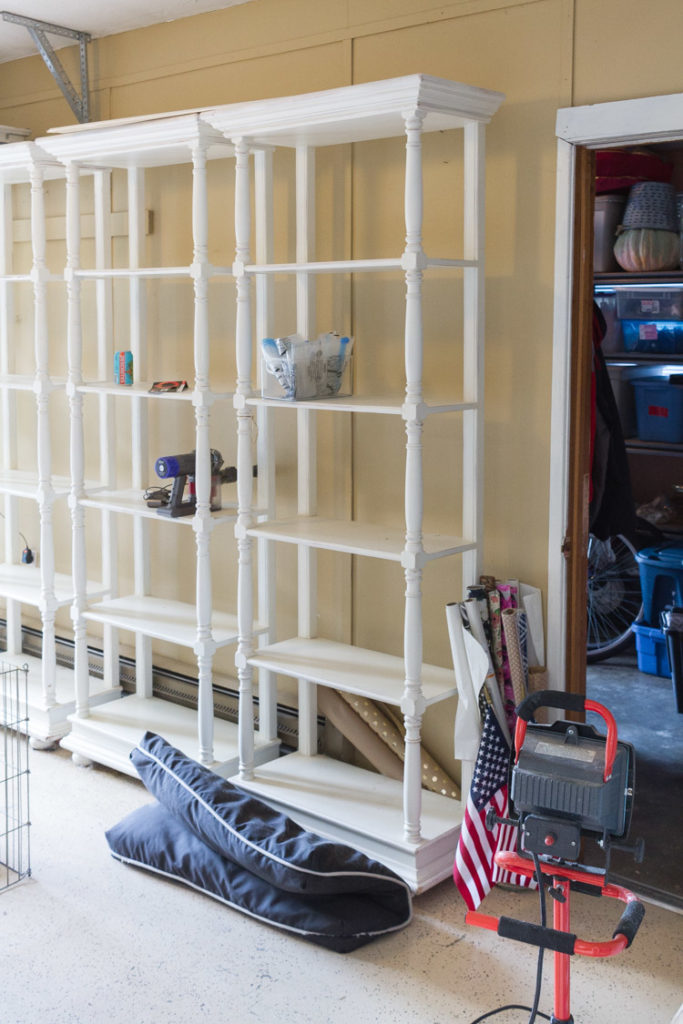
left=105, top=732, right=412, bottom=952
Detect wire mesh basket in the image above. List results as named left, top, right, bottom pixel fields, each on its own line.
left=1, top=661, right=30, bottom=892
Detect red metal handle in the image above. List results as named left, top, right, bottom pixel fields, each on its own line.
left=514, top=699, right=618, bottom=782
left=488, top=851, right=639, bottom=958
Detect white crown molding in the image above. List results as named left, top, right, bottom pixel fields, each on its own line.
left=556, top=92, right=683, bottom=148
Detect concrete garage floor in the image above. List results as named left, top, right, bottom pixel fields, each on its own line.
left=586, top=650, right=683, bottom=909
left=0, top=738, right=681, bottom=1024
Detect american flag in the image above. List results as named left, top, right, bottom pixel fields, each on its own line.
left=453, top=706, right=535, bottom=910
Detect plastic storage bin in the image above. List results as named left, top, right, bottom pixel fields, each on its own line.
left=593, top=195, right=626, bottom=273
left=635, top=544, right=683, bottom=624
left=616, top=288, right=683, bottom=321
left=632, top=623, right=671, bottom=677
left=621, top=319, right=683, bottom=354
left=607, top=362, right=639, bottom=437
left=632, top=379, right=683, bottom=442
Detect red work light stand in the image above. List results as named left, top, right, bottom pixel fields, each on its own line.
left=466, top=851, right=644, bottom=1024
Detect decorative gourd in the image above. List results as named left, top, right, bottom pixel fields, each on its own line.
left=613, top=228, right=680, bottom=272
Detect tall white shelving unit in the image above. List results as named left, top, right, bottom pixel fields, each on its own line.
left=0, top=141, right=115, bottom=745
left=41, top=116, right=279, bottom=776
left=4, top=75, right=502, bottom=890
left=205, top=75, right=504, bottom=891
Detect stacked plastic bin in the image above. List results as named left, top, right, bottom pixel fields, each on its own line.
left=618, top=288, right=683, bottom=443
left=634, top=545, right=683, bottom=710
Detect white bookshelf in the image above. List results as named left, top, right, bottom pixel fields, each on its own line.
left=0, top=142, right=117, bottom=746
left=40, top=114, right=279, bottom=775
left=7, top=76, right=504, bottom=889
left=203, top=74, right=504, bottom=891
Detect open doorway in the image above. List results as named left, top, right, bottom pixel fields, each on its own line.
left=548, top=93, right=683, bottom=908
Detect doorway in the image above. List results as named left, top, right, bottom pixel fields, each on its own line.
left=548, top=92, right=683, bottom=908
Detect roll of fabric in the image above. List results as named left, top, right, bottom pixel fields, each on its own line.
left=501, top=607, right=528, bottom=707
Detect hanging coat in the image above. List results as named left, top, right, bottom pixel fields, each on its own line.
left=589, top=303, right=637, bottom=541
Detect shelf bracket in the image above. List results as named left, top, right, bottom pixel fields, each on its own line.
left=2, top=11, right=91, bottom=123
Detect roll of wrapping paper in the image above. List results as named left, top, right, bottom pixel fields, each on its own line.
left=446, top=601, right=485, bottom=763
left=464, top=598, right=510, bottom=743
left=501, top=607, right=529, bottom=706
left=336, top=691, right=461, bottom=800
left=317, top=688, right=404, bottom=781
left=527, top=665, right=549, bottom=723
left=485, top=587, right=505, bottom=696
left=496, top=583, right=519, bottom=730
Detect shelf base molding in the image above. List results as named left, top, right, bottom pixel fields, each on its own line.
left=231, top=752, right=464, bottom=893
left=60, top=693, right=279, bottom=778
left=0, top=651, right=121, bottom=745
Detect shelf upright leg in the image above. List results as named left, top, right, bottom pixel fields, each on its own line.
left=93, top=169, right=119, bottom=690
left=401, top=110, right=427, bottom=844
left=461, top=121, right=486, bottom=592
left=191, top=138, right=216, bottom=765
left=65, top=161, right=89, bottom=718
left=295, top=144, right=318, bottom=757
left=253, top=146, right=278, bottom=744
left=127, top=168, right=152, bottom=698
left=0, top=183, right=21, bottom=655
left=233, top=136, right=256, bottom=779
left=30, top=162, right=58, bottom=709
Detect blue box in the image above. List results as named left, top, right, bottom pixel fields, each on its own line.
left=632, top=623, right=671, bottom=677
left=114, top=350, right=133, bottom=386
left=632, top=379, right=683, bottom=442
left=636, top=545, right=683, bottom=624
left=621, top=319, right=683, bottom=354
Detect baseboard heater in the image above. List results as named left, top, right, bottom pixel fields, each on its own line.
left=0, top=620, right=304, bottom=748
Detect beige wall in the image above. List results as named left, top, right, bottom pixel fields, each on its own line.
left=1, top=0, right=682, bottom=772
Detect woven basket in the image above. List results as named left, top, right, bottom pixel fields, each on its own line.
left=622, top=181, right=678, bottom=231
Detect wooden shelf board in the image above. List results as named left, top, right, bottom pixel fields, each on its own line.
left=247, top=393, right=474, bottom=416
left=0, top=564, right=105, bottom=606
left=80, top=487, right=238, bottom=524
left=595, top=271, right=683, bottom=285
left=232, top=752, right=463, bottom=891
left=0, top=469, right=71, bottom=497
left=248, top=517, right=475, bottom=562
left=83, top=594, right=243, bottom=648
left=61, top=693, right=279, bottom=779
left=625, top=437, right=683, bottom=455
left=249, top=637, right=456, bottom=706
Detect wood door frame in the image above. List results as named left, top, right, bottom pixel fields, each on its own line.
left=547, top=92, right=683, bottom=696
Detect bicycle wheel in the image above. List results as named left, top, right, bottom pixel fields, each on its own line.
left=586, top=533, right=643, bottom=663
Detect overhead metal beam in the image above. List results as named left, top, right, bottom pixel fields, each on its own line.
left=2, top=11, right=91, bottom=123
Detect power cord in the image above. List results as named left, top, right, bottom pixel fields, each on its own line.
left=143, top=485, right=171, bottom=508
left=0, top=510, right=34, bottom=563
left=467, top=853, right=550, bottom=1024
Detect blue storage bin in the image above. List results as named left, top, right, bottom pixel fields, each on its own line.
left=632, top=379, right=683, bottom=442
left=635, top=545, right=683, bottom=624
left=621, top=319, right=683, bottom=354
left=632, top=623, right=671, bottom=677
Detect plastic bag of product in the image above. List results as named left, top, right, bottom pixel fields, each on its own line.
left=261, top=332, right=353, bottom=400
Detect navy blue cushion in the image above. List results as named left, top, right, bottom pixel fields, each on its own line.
left=130, top=731, right=411, bottom=899
left=105, top=732, right=412, bottom=952
left=106, top=801, right=409, bottom=952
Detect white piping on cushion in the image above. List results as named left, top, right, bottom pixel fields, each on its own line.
left=110, top=850, right=413, bottom=940
left=135, top=742, right=413, bottom=897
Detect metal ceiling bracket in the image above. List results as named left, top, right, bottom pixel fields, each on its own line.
left=1, top=11, right=91, bottom=123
